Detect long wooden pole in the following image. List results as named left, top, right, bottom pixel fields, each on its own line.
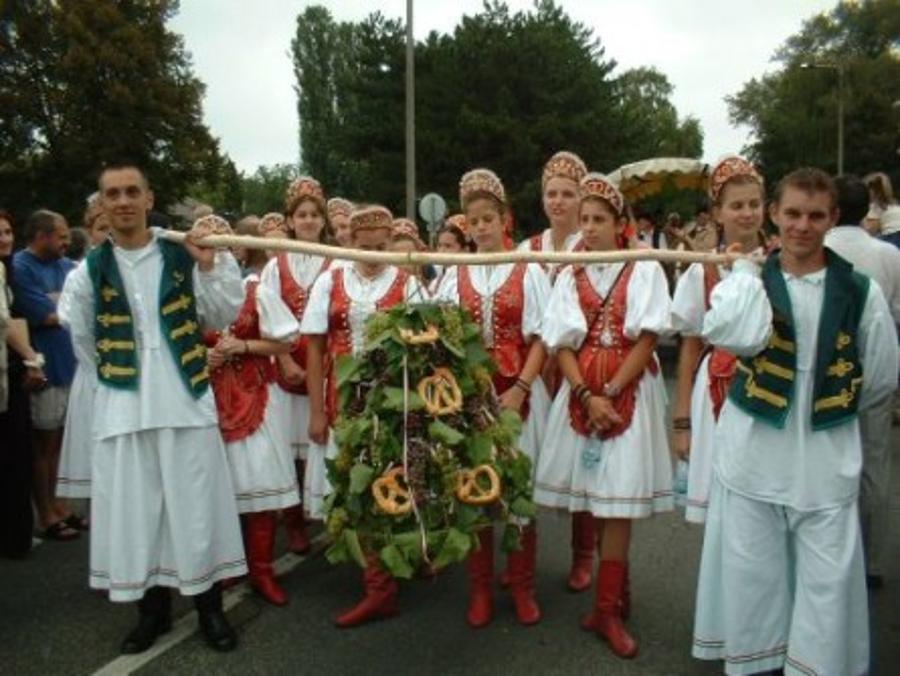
left=161, top=229, right=752, bottom=266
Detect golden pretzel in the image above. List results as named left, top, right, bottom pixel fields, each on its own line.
left=417, top=367, right=463, bottom=416
left=372, top=467, right=413, bottom=516
left=456, top=464, right=501, bottom=505
left=399, top=324, right=440, bottom=345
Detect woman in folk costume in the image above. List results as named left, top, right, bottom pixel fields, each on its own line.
left=259, top=177, right=331, bottom=553
left=434, top=169, right=551, bottom=627
left=302, top=205, right=425, bottom=628
left=671, top=157, right=765, bottom=524
left=327, top=197, right=354, bottom=249
left=534, top=173, right=673, bottom=659
left=391, top=218, right=433, bottom=289
left=202, top=212, right=302, bottom=607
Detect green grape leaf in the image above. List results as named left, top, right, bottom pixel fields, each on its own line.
left=428, top=420, right=465, bottom=446
left=466, top=433, right=494, bottom=465
left=349, top=464, right=375, bottom=495
left=432, top=527, right=473, bottom=568
left=502, top=523, right=523, bottom=552
left=336, top=355, right=363, bottom=386
left=379, top=543, right=415, bottom=579
left=509, top=496, right=538, bottom=519
left=343, top=529, right=368, bottom=568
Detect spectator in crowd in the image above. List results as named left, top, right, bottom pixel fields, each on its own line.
left=66, top=227, right=90, bottom=262
left=826, top=175, right=900, bottom=588
left=11, top=210, right=82, bottom=541
left=633, top=209, right=666, bottom=249
left=864, top=172, right=900, bottom=248
left=84, top=196, right=112, bottom=247
left=0, top=211, right=47, bottom=557
left=682, top=206, right=719, bottom=251
left=231, top=215, right=261, bottom=272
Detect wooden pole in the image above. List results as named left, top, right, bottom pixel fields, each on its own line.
left=161, top=229, right=755, bottom=267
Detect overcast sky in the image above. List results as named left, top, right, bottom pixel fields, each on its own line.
left=169, top=0, right=837, bottom=175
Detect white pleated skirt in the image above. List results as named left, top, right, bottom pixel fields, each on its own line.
left=284, top=390, right=310, bottom=460
left=57, top=367, right=95, bottom=499
left=534, top=371, right=674, bottom=519
left=518, top=377, right=550, bottom=471
left=685, top=356, right=718, bottom=524
left=89, top=426, right=247, bottom=602
left=304, top=437, right=337, bottom=520
left=224, top=385, right=300, bottom=513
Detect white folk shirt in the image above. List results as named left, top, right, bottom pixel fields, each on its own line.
left=59, top=230, right=245, bottom=440
left=259, top=252, right=329, bottom=297
left=300, top=265, right=426, bottom=355
left=671, top=262, right=731, bottom=337
left=824, top=228, right=900, bottom=325
left=703, top=258, right=899, bottom=511
left=433, top=263, right=550, bottom=346
left=541, top=261, right=672, bottom=352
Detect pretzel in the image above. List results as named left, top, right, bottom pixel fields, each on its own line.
left=399, top=324, right=440, bottom=345
left=456, top=464, right=501, bottom=505
left=417, top=367, right=463, bottom=416
left=372, top=467, right=413, bottom=516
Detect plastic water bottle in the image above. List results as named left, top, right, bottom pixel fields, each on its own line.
left=673, top=460, right=689, bottom=509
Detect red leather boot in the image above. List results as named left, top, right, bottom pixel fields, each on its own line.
left=586, top=560, right=638, bottom=658
left=334, top=555, right=399, bottom=628
left=282, top=504, right=311, bottom=555
left=467, top=527, right=494, bottom=627
left=245, top=511, right=288, bottom=606
left=507, top=525, right=541, bottom=625
left=568, top=512, right=595, bottom=592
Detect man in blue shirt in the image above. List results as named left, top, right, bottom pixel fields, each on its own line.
left=12, top=209, right=80, bottom=541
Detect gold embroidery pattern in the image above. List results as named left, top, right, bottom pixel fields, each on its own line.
left=181, top=344, right=206, bottom=365
left=835, top=332, right=851, bottom=350
left=814, top=378, right=862, bottom=412
left=100, top=286, right=119, bottom=302
left=736, top=362, right=788, bottom=408
left=769, top=332, right=795, bottom=353
left=99, top=363, right=137, bottom=379
left=96, top=338, right=135, bottom=353
left=190, top=370, right=209, bottom=387
left=97, top=313, right=131, bottom=328
left=826, top=358, right=855, bottom=378
left=170, top=320, right=198, bottom=340
left=753, top=356, right=795, bottom=381
left=162, top=294, right=192, bottom=316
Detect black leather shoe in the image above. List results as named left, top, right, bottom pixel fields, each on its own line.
left=193, top=584, right=238, bottom=652
left=120, top=587, right=172, bottom=654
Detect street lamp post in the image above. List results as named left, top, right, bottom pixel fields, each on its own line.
left=800, top=61, right=845, bottom=175
left=405, top=0, right=416, bottom=220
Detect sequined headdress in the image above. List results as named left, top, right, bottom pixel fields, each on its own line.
left=285, top=176, right=326, bottom=215
left=580, top=172, right=625, bottom=217
left=259, top=212, right=287, bottom=235
left=350, top=205, right=394, bottom=234
left=542, top=151, right=588, bottom=190
left=708, top=156, right=763, bottom=204
left=392, top=218, right=425, bottom=249
left=191, top=214, right=233, bottom=236
left=459, top=168, right=506, bottom=209
left=327, top=197, right=354, bottom=221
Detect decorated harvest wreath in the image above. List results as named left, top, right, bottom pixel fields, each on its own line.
left=323, top=303, right=536, bottom=579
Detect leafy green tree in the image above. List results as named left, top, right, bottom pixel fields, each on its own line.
left=0, top=0, right=233, bottom=224
left=240, top=163, right=300, bottom=216
left=728, top=0, right=900, bottom=185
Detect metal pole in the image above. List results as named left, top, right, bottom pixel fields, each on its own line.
left=837, top=64, right=845, bottom=175
left=405, top=0, right=415, bottom=220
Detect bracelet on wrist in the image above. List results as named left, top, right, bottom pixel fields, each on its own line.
left=673, top=417, right=691, bottom=431
left=514, top=377, right=531, bottom=394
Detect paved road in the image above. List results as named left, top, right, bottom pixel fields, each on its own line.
left=2, top=421, right=898, bottom=674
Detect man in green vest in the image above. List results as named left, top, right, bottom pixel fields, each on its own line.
left=691, top=168, right=898, bottom=675
left=59, top=162, right=247, bottom=654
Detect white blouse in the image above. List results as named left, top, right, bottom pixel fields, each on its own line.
left=433, top=263, right=551, bottom=345
left=58, top=230, right=245, bottom=439
left=671, top=262, right=730, bottom=337
left=703, top=258, right=899, bottom=509
left=541, top=261, right=672, bottom=352
left=259, top=252, right=329, bottom=298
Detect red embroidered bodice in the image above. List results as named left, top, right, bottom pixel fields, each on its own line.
left=209, top=281, right=275, bottom=442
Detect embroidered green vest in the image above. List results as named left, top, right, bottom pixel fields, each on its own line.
left=728, top=249, right=869, bottom=431
left=86, top=238, right=209, bottom=398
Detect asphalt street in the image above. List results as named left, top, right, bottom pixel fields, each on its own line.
left=2, top=405, right=898, bottom=675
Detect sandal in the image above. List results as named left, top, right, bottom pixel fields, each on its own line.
left=42, top=521, right=80, bottom=541
left=63, top=513, right=90, bottom=531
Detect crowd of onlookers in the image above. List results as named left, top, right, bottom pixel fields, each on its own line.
left=1, top=170, right=898, bottom=560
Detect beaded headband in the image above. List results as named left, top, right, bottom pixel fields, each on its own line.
left=392, top=218, right=425, bottom=249
left=191, top=214, right=233, bottom=236
left=351, top=205, right=393, bottom=234
left=542, top=151, right=588, bottom=189
left=285, top=176, right=326, bottom=214
left=327, top=197, right=354, bottom=220
left=459, top=168, right=506, bottom=209
left=580, top=172, right=625, bottom=217
left=259, top=212, right=287, bottom=235
left=708, top=156, right=763, bottom=204
left=444, top=213, right=468, bottom=236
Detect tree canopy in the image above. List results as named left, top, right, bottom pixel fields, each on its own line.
left=727, top=0, right=900, bottom=187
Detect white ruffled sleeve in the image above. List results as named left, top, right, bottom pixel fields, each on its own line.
left=300, top=271, right=333, bottom=335
left=671, top=263, right=707, bottom=336
left=857, top=280, right=899, bottom=411
left=259, top=256, right=281, bottom=296
left=194, top=251, right=244, bottom=331
left=58, top=262, right=97, bottom=369
left=255, top=283, right=300, bottom=342
left=432, top=266, right=460, bottom=305
left=523, top=263, right=551, bottom=340
left=623, top=261, right=672, bottom=339
left=701, top=259, right=773, bottom=356
left=541, top=267, right=587, bottom=351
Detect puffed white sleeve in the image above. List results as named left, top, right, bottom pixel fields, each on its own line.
left=623, top=261, right=672, bottom=339
left=701, top=258, right=773, bottom=356
left=541, top=267, right=587, bottom=351
left=300, top=271, right=333, bottom=335
left=857, top=280, right=899, bottom=411
left=432, top=266, right=460, bottom=304
left=194, top=251, right=244, bottom=331
left=255, top=283, right=300, bottom=342
left=671, top=263, right=707, bottom=336
left=259, top=256, right=281, bottom=295
left=522, top=263, right=551, bottom=340
left=58, top=262, right=97, bottom=369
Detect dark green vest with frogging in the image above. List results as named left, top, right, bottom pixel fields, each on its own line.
left=728, top=249, right=869, bottom=431
left=86, top=237, right=209, bottom=398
